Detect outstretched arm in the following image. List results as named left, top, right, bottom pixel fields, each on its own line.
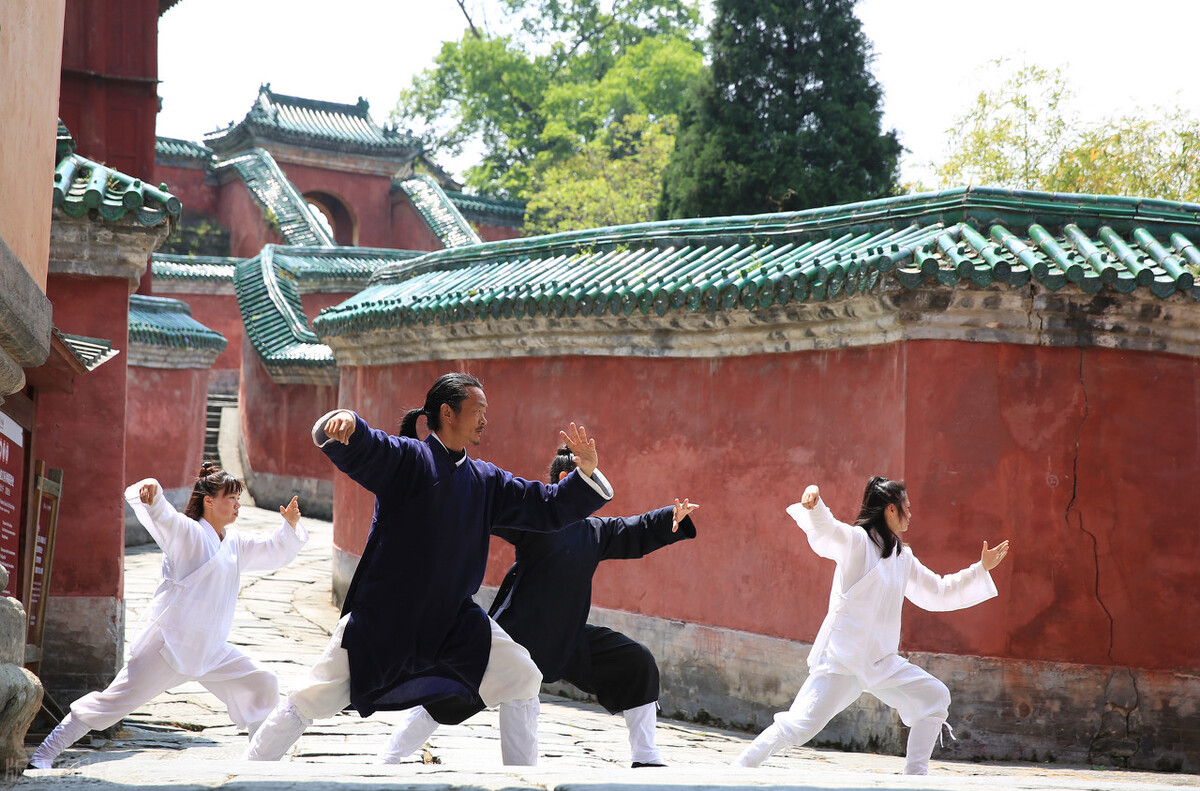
left=596, top=500, right=699, bottom=561
left=312, top=409, right=418, bottom=497
left=239, top=496, right=308, bottom=573
left=906, top=550, right=1000, bottom=612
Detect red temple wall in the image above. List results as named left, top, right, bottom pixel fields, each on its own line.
left=125, top=365, right=208, bottom=490
left=37, top=275, right=130, bottom=599
left=326, top=341, right=1200, bottom=673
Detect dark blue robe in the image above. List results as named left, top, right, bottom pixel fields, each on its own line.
left=320, top=413, right=609, bottom=716
left=426, top=507, right=696, bottom=724
left=491, top=507, right=695, bottom=683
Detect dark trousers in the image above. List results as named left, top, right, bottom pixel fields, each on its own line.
left=559, top=625, right=659, bottom=715
left=424, top=625, right=660, bottom=723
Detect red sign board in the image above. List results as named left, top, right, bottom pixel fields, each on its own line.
left=0, top=413, right=24, bottom=598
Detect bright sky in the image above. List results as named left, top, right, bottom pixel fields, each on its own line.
left=157, top=0, right=1200, bottom=188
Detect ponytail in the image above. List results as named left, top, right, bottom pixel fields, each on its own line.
left=853, top=475, right=907, bottom=558
left=399, top=408, right=425, bottom=438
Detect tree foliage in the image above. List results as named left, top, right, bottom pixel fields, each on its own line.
left=524, top=114, right=676, bottom=234
left=394, top=0, right=703, bottom=199
left=935, top=62, right=1077, bottom=190
left=935, top=61, right=1200, bottom=202
left=659, top=0, right=901, bottom=219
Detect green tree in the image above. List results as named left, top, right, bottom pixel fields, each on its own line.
left=935, top=62, right=1076, bottom=189
left=659, top=0, right=901, bottom=219
left=524, top=114, right=677, bottom=234
left=934, top=60, right=1200, bottom=202
left=395, top=0, right=703, bottom=199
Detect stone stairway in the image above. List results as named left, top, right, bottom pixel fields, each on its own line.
left=203, top=392, right=239, bottom=466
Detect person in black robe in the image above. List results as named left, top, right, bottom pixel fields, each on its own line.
left=379, top=444, right=698, bottom=767
left=247, top=373, right=614, bottom=765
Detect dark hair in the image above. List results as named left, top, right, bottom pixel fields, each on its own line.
left=399, top=372, right=483, bottom=438
left=184, top=461, right=244, bottom=521
left=853, top=475, right=907, bottom=559
left=547, top=444, right=576, bottom=484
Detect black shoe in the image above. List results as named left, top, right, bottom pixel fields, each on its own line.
left=632, top=761, right=667, bottom=768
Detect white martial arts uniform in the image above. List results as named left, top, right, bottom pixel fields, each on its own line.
left=735, top=498, right=997, bottom=774
left=30, top=479, right=307, bottom=769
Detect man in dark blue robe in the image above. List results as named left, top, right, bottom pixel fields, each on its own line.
left=379, top=446, right=697, bottom=767
left=247, top=374, right=612, bottom=765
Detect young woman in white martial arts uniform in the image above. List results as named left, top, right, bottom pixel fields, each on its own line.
left=29, top=463, right=308, bottom=769
left=734, top=476, right=1010, bottom=775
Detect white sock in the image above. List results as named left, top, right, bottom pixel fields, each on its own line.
left=29, top=713, right=90, bottom=769
left=624, top=702, right=663, bottom=765
left=498, top=697, right=539, bottom=766
left=379, top=707, right=440, bottom=764
left=245, top=701, right=312, bottom=761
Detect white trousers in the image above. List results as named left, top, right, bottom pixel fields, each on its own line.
left=734, top=662, right=951, bottom=774
left=31, top=633, right=278, bottom=769
left=250, top=613, right=542, bottom=763
left=71, top=631, right=279, bottom=731
left=624, top=701, right=663, bottom=765
left=381, top=699, right=662, bottom=766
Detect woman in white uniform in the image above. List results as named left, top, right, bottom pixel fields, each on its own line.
left=29, top=463, right=308, bottom=769
left=734, top=476, right=1010, bottom=775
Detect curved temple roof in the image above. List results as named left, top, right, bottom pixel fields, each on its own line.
left=395, top=175, right=482, bottom=249
left=128, top=294, right=227, bottom=353
left=214, top=148, right=333, bottom=246
left=234, top=246, right=423, bottom=383
left=313, top=187, right=1200, bottom=341
left=205, top=85, right=421, bottom=158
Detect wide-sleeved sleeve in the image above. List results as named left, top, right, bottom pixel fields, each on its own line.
left=486, top=465, right=612, bottom=534
left=237, top=520, right=310, bottom=573
left=904, top=554, right=998, bottom=612
left=785, top=498, right=861, bottom=563
left=312, top=410, right=419, bottom=498
left=124, top=479, right=208, bottom=562
left=595, top=506, right=696, bottom=561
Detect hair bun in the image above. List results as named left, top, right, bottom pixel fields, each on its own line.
left=555, top=444, right=572, bottom=457
left=199, top=461, right=221, bottom=477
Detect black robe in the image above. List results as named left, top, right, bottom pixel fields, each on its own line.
left=427, top=506, right=696, bottom=724
left=321, top=413, right=609, bottom=716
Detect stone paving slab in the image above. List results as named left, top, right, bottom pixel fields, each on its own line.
left=18, top=507, right=1197, bottom=790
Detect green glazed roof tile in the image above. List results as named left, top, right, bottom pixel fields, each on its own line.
left=396, top=175, right=482, bottom=248
left=444, top=189, right=526, bottom=226
left=205, top=84, right=421, bottom=158
left=54, top=329, right=120, bottom=372
left=234, top=245, right=416, bottom=380
left=56, top=119, right=76, bottom=162
left=155, top=136, right=214, bottom=161
left=311, top=187, right=1200, bottom=338
left=214, top=148, right=333, bottom=246
left=53, top=152, right=181, bottom=228
left=152, top=253, right=240, bottom=283
left=128, top=294, right=228, bottom=352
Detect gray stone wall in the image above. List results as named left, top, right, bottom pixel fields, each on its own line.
left=39, top=596, right=123, bottom=707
